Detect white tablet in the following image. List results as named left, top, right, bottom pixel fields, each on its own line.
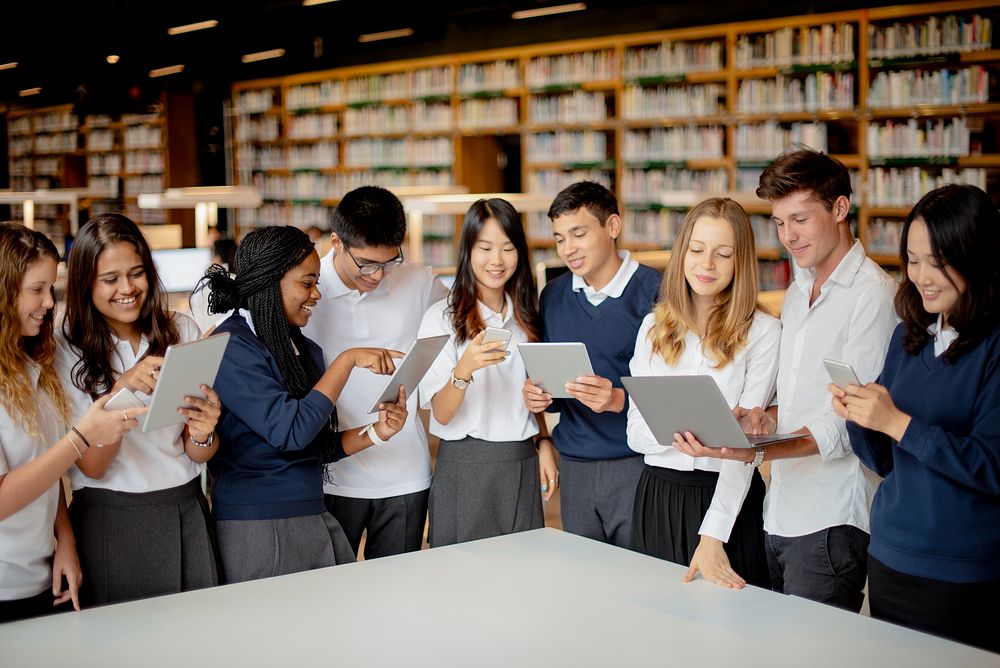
left=366, top=334, right=450, bottom=414
left=517, top=342, right=594, bottom=399
left=141, top=333, right=231, bottom=432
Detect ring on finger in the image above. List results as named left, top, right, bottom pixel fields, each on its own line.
left=122, top=410, right=129, bottom=422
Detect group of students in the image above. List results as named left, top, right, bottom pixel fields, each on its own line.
left=0, top=148, right=997, bottom=654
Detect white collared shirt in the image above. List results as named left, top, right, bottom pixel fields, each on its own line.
left=418, top=295, right=538, bottom=442
left=301, top=251, right=448, bottom=498
left=930, top=314, right=959, bottom=357
left=0, top=363, right=61, bottom=600
left=55, top=312, right=204, bottom=493
left=767, top=241, right=898, bottom=537
left=627, top=310, right=780, bottom=542
left=571, top=251, right=640, bottom=306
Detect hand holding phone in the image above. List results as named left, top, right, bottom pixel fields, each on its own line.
left=482, top=327, right=512, bottom=352
left=823, top=359, right=861, bottom=389
left=105, top=388, right=147, bottom=412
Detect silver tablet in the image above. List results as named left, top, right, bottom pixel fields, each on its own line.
left=141, top=333, right=231, bottom=433
left=517, top=342, right=594, bottom=399
left=622, top=375, right=799, bottom=449
left=366, top=334, right=450, bottom=414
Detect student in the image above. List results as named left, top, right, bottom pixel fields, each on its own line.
left=0, top=224, right=143, bottom=622
left=302, top=186, right=447, bottom=559
left=418, top=198, right=556, bottom=547
left=202, top=225, right=407, bottom=583
left=832, top=184, right=1000, bottom=652
left=56, top=214, right=221, bottom=606
left=674, top=150, right=897, bottom=612
left=523, top=181, right=661, bottom=547
left=627, top=198, right=778, bottom=589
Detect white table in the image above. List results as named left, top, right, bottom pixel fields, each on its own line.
left=0, top=188, right=100, bottom=234
left=138, top=186, right=263, bottom=248
left=0, top=528, right=994, bottom=667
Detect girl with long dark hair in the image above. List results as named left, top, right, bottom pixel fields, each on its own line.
left=56, top=214, right=221, bottom=606
left=417, top=198, right=556, bottom=547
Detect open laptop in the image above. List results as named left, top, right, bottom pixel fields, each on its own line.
left=621, top=375, right=801, bottom=449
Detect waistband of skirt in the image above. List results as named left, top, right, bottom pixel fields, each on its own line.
left=642, top=464, right=720, bottom=488
left=71, top=476, right=203, bottom=506
left=436, top=437, right=535, bottom=464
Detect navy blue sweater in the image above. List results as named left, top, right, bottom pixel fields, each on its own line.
left=540, top=264, right=661, bottom=461
left=209, top=313, right=336, bottom=521
left=847, top=323, right=1000, bottom=583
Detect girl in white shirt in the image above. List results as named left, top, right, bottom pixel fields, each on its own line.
left=56, top=214, right=221, bottom=606
left=627, top=197, right=779, bottom=589
left=0, top=224, right=141, bottom=622
left=418, top=198, right=557, bottom=547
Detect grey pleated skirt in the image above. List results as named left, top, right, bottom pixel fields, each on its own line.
left=70, top=476, right=220, bottom=606
left=428, top=437, right=543, bottom=548
left=216, top=511, right=356, bottom=584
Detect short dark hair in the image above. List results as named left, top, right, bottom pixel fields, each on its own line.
left=895, top=184, right=1000, bottom=362
left=330, top=185, right=406, bottom=248
left=547, top=181, right=619, bottom=226
left=756, top=149, right=852, bottom=212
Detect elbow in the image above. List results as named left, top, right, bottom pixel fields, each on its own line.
left=433, top=409, right=453, bottom=426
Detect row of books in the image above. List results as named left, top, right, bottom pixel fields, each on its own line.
left=287, top=82, right=341, bottom=111
left=238, top=145, right=289, bottom=172
left=868, top=14, right=993, bottom=59
left=235, top=89, right=276, bottom=115
left=867, top=167, right=987, bottom=206
left=125, top=174, right=164, bottom=194
left=458, top=60, right=521, bottom=94
left=250, top=168, right=454, bottom=201
left=736, top=72, right=855, bottom=112
left=867, top=117, right=970, bottom=157
left=289, top=143, right=339, bottom=170
left=526, top=169, right=613, bottom=196
left=866, top=218, right=905, bottom=254
left=526, top=131, right=608, bottom=162
left=124, top=203, right=167, bottom=225
left=344, top=107, right=409, bottom=135
left=460, top=98, right=519, bottom=129
left=89, top=176, right=118, bottom=196
left=8, top=116, right=33, bottom=135
left=32, top=133, right=78, bottom=155
left=733, top=122, right=828, bottom=160
left=621, top=168, right=729, bottom=203
left=624, top=41, right=724, bottom=78
left=621, top=83, right=724, bottom=119
left=751, top=214, right=781, bottom=250
left=123, top=124, right=162, bottom=150
left=622, top=126, right=726, bottom=161
left=32, top=157, right=60, bottom=176
left=628, top=209, right=682, bottom=245
left=124, top=151, right=163, bottom=174
left=26, top=110, right=77, bottom=133
left=344, top=138, right=454, bottom=168
left=86, top=129, right=117, bottom=152
left=529, top=91, right=609, bottom=124
left=525, top=50, right=617, bottom=87
left=289, top=113, right=339, bottom=139
left=236, top=116, right=281, bottom=142
left=88, top=153, right=123, bottom=176
left=735, top=23, right=856, bottom=68
left=868, top=66, right=989, bottom=108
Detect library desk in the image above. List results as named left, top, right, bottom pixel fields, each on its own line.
left=0, top=528, right=994, bottom=667
left=0, top=189, right=99, bottom=235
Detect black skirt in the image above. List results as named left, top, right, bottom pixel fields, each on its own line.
left=630, top=465, right=770, bottom=588
left=70, top=476, right=219, bottom=606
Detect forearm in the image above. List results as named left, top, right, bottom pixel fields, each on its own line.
left=314, top=352, right=358, bottom=404
left=0, top=435, right=78, bottom=520
left=761, top=428, right=819, bottom=463
left=431, top=381, right=466, bottom=425
left=54, top=487, right=75, bottom=547
left=75, top=438, right=122, bottom=479
left=340, top=427, right=377, bottom=456
left=182, top=425, right=219, bottom=462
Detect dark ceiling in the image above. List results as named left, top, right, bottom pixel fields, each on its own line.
left=1, top=0, right=898, bottom=113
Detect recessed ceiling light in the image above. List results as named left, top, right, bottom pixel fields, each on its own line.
left=107, top=54, right=120, bottom=64
left=242, top=49, right=286, bottom=63
left=149, top=64, right=185, bottom=78
left=19, top=87, right=42, bottom=97
left=303, top=0, right=340, bottom=5
left=358, top=28, right=414, bottom=43
left=167, top=19, right=218, bottom=35
left=0, top=62, right=18, bottom=71
left=511, top=3, right=587, bottom=20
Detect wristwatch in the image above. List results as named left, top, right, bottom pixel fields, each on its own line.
left=746, top=446, right=765, bottom=468
left=190, top=431, right=215, bottom=448
left=451, top=369, right=473, bottom=390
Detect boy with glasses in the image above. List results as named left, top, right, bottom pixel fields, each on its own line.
left=303, top=185, right=447, bottom=559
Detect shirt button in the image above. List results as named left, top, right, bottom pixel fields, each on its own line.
left=798, top=330, right=805, bottom=336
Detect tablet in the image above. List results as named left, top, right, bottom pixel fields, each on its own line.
left=517, top=342, right=594, bottom=399
left=366, top=334, right=450, bottom=414
left=622, top=375, right=800, bottom=449
left=141, top=333, right=231, bottom=432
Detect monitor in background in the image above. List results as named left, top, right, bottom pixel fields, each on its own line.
left=151, top=247, right=213, bottom=293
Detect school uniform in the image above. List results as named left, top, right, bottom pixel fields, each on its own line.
left=539, top=251, right=661, bottom=547
left=301, top=252, right=447, bottom=558
left=626, top=310, right=780, bottom=587
left=417, top=295, right=542, bottom=547
left=55, top=312, right=218, bottom=606
left=0, top=364, right=63, bottom=623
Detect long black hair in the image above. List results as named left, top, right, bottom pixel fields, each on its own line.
left=895, top=184, right=1000, bottom=362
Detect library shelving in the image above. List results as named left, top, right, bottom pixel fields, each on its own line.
left=230, top=0, right=1000, bottom=280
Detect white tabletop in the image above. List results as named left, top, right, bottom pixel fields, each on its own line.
left=0, top=528, right=994, bottom=667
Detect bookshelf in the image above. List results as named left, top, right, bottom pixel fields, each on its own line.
left=231, top=0, right=1000, bottom=282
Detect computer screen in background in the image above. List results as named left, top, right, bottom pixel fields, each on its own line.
left=151, top=248, right=213, bottom=293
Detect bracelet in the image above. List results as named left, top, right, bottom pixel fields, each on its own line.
left=533, top=435, right=553, bottom=449
left=189, top=431, right=215, bottom=448
left=359, top=422, right=387, bottom=445
left=66, top=430, right=86, bottom=459
left=70, top=426, right=92, bottom=450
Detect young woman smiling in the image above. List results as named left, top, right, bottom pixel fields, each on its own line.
left=418, top=198, right=556, bottom=547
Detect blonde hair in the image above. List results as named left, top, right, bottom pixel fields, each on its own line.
left=649, top=198, right=762, bottom=368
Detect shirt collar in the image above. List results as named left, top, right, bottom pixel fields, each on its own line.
left=793, top=239, right=866, bottom=296
left=238, top=308, right=299, bottom=355
left=320, top=248, right=393, bottom=300
left=571, top=250, right=637, bottom=299
left=477, top=292, right=514, bottom=327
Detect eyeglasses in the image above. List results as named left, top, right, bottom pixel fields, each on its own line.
left=343, top=245, right=404, bottom=276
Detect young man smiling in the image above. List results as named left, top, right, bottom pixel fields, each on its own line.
left=302, top=186, right=447, bottom=559
left=524, top=181, right=661, bottom=547
left=674, top=150, right=898, bottom=610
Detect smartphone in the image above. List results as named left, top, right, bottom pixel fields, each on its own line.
left=823, top=359, right=861, bottom=389
left=482, top=327, right=513, bottom=352
left=105, top=388, right=146, bottom=412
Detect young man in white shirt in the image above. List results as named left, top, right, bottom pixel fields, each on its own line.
left=302, top=186, right=447, bottom=559
left=675, top=150, right=898, bottom=611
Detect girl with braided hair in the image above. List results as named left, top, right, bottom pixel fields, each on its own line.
left=202, top=225, right=407, bottom=583
left=56, top=214, right=222, bottom=606
left=0, top=223, right=143, bottom=622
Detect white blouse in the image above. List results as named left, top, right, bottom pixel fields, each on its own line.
left=626, top=309, right=781, bottom=542
left=55, top=312, right=204, bottom=493
left=418, top=295, right=538, bottom=443
left=0, top=363, right=61, bottom=600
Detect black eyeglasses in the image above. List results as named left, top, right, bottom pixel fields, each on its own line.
left=343, top=245, right=404, bottom=276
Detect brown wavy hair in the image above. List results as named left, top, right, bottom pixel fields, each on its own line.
left=0, top=224, right=73, bottom=437
left=649, top=198, right=763, bottom=368
left=63, top=214, right=179, bottom=396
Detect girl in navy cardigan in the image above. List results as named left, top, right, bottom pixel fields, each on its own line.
left=831, top=184, right=1000, bottom=653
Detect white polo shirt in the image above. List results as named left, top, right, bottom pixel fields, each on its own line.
left=418, top=295, right=538, bottom=443
left=571, top=251, right=640, bottom=306
left=627, top=310, right=780, bottom=542
left=55, top=312, right=204, bottom=493
left=0, top=363, right=61, bottom=600
left=302, top=251, right=448, bottom=499
left=767, top=241, right=898, bottom=537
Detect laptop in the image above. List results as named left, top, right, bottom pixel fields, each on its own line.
left=621, top=375, right=801, bottom=449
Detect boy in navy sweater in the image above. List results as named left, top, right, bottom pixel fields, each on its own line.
left=524, top=182, right=661, bottom=547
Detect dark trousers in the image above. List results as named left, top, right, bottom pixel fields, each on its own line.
left=559, top=455, right=644, bottom=548
left=868, top=554, right=1000, bottom=654
left=324, top=489, right=429, bottom=559
left=765, top=525, right=869, bottom=612
left=0, top=590, right=72, bottom=624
